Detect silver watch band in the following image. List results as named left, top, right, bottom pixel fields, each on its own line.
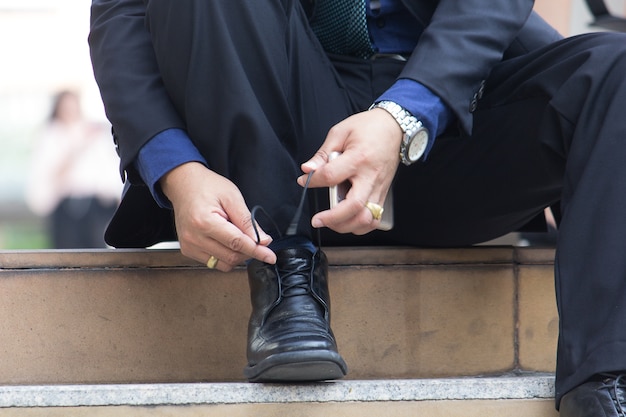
left=370, top=100, right=421, bottom=138
left=369, top=100, right=428, bottom=165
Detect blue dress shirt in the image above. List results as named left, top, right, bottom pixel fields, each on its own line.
left=135, top=128, right=208, bottom=208
left=136, top=0, right=452, bottom=208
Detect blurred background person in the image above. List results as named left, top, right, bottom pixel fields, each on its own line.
left=25, top=90, right=121, bottom=248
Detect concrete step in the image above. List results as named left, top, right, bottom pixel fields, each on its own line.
left=0, top=247, right=559, bottom=415
left=0, top=375, right=558, bottom=416
left=0, top=246, right=558, bottom=385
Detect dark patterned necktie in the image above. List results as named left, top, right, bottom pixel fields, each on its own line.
left=310, top=0, right=375, bottom=59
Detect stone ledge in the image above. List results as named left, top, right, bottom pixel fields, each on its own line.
left=0, top=246, right=557, bottom=384
left=0, top=375, right=555, bottom=408
left=0, top=246, right=555, bottom=269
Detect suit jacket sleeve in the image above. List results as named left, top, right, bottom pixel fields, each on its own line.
left=400, top=0, right=537, bottom=134
left=89, top=0, right=185, bottom=181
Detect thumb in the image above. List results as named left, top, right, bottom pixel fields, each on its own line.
left=302, top=149, right=332, bottom=173
left=302, top=122, right=348, bottom=172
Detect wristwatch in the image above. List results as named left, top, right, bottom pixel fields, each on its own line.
left=370, top=100, right=429, bottom=165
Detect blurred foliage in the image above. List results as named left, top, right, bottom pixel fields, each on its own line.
left=0, top=220, right=50, bottom=250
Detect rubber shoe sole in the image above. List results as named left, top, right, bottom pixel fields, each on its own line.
left=244, top=350, right=348, bottom=382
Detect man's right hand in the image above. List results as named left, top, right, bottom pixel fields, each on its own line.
left=160, top=162, right=277, bottom=271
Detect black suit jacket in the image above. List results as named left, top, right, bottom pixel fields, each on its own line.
left=89, top=0, right=562, bottom=247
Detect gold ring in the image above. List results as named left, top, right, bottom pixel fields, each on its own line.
left=207, top=255, right=219, bottom=269
left=365, top=201, right=384, bottom=221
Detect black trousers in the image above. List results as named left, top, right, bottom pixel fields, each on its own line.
left=144, top=0, right=626, bottom=406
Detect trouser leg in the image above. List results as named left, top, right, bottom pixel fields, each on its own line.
left=479, top=33, right=626, bottom=405
left=323, top=32, right=626, bottom=406
left=475, top=33, right=626, bottom=406
left=143, top=0, right=354, bottom=237
left=347, top=33, right=626, bottom=406
left=545, top=35, right=626, bottom=404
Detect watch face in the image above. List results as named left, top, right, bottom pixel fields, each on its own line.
left=408, top=129, right=428, bottom=161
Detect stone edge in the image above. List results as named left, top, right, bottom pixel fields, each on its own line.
left=0, top=246, right=555, bottom=269
left=0, top=376, right=555, bottom=408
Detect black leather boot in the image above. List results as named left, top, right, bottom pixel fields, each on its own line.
left=560, top=373, right=626, bottom=417
left=244, top=247, right=348, bottom=382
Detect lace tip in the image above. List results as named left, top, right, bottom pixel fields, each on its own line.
left=286, top=224, right=298, bottom=236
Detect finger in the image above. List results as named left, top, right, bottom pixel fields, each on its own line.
left=209, top=216, right=277, bottom=265
left=301, top=149, right=331, bottom=173
left=184, top=227, right=265, bottom=272
left=298, top=152, right=354, bottom=189
left=312, top=176, right=387, bottom=232
left=222, top=199, right=277, bottom=264
left=311, top=192, right=372, bottom=232
left=179, top=227, right=246, bottom=270
left=311, top=204, right=375, bottom=234
left=177, top=206, right=274, bottom=268
left=205, top=255, right=235, bottom=273
left=301, top=123, right=348, bottom=173
left=225, top=197, right=273, bottom=246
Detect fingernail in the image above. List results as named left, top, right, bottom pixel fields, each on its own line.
left=312, top=218, right=323, bottom=228
left=303, top=161, right=317, bottom=170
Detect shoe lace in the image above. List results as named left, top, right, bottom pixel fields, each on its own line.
left=277, top=262, right=312, bottom=298
left=249, top=171, right=318, bottom=302
left=250, top=170, right=316, bottom=243
left=599, top=373, right=626, bottom=416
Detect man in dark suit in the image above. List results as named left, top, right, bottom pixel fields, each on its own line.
left=89, top=0, right=626, bottom=413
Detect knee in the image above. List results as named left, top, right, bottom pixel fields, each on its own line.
left=584, top=32, right=626, bottom=64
